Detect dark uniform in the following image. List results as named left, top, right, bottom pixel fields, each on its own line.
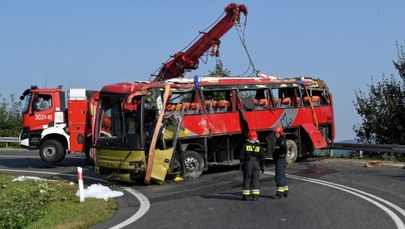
left=273, top=134, right=289, bottom=198
left=240, top=138, right=265, bottom=201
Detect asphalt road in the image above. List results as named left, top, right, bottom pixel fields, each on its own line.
left=1, top=149, right=404, bottom=229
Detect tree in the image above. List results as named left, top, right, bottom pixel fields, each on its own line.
left=0, top=94, right=22, bottom=140
left=393, top=41, right=405, bottom=81
left=207, top=58, right=231, bottom=101
left=208, top=58, right=231, bottom=77
left=353, top=42, right=405, bottom=144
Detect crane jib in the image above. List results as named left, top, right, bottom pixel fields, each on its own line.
left=154, top=3, right=248, bottom=81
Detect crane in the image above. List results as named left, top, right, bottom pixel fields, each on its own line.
left=153, top=3, right=248, bottom=81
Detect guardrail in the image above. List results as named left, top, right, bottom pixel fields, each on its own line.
left=332, top=142, right=405, bottom=158
left=0, top=137, right=19, bottom=148
left=333, top=143, right=405, bottom=153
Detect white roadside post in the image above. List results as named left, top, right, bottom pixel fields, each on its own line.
left=77, top=167, right=85, bottom=203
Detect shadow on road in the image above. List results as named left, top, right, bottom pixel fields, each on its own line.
left=200, top=192, right=275, bottom=201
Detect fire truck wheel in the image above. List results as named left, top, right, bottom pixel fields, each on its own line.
left=39, top=139, right=65, bottom=164
left=286, top=139, right=298, bottom=164
left=183, top=150, right=204, bottom=179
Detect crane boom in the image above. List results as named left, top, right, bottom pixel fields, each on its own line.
left=153, top=3, right=248, bottom=81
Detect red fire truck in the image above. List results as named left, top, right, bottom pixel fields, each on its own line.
left=91, top=3, right=335, bottom=184
left=19, top=86, right=101, bottom=164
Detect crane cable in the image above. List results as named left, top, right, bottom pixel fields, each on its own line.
left=235, top=17, right=257, bottom=77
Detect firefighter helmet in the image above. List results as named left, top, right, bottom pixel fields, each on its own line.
left=274, top=126, right=284, bottom=135
left=248, top=131, right=258, bottom=141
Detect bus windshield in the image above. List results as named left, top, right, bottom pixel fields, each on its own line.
left=96, top=95, right=142, bottom=150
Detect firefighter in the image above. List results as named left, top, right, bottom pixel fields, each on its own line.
left=239, top=130, right=265, bottom=201
left=273, top=125, right=289, bottom=198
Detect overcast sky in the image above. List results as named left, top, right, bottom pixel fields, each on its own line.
left=1, top=1, right=404, bottom=141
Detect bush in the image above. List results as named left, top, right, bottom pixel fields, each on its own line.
left=0, top=94, right=22, bottom=147
left=0, top=179, right=57, bottom=228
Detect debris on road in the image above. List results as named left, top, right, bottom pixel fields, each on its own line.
left=364, top=161, right=383, bottom=168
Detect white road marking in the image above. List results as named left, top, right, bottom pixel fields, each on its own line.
left=109, top=187, right=151, bottom=229
left=0, top=155, right=38, bottom=158
left=289, top=175, right=405, bottom=218
left=265, top=171, right=405, bottom=229
left=2, top=166, right=404, bottom=228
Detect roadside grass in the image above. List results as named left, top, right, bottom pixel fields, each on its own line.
left=0, top=172, right=117, bottom=229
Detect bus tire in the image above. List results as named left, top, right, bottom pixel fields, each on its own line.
left=39, top=139, right=65, bottom=164
left=286, top=139, right=298, bottom=164
left=85, top=146, right=95, bottom=165
left=183, top=150, right=204, bottom=179
left=85, top=136, right=95, bottom=165
left=86, top=132, right=110, bottom=165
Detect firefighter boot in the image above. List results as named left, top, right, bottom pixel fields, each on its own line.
left=251, top=189, right=260, bottom=201
left=251, top=194, right=259, bottom=201
left=275, top=192, right=283, bottom=199
left=283, top=186, right=289, bottom=198
left=275, top=187, right=284, bottom=199
left=242, top=195, right=250, bottom=201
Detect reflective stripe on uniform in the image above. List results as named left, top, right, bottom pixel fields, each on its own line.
left=251, top=189, right=260, bottom=195
left=277, top=187, right=285, bottom=192
left=283, top=186, right=289, bottom=191
left=246, top=145, right=261, bottom=153
left=243, top=190, right=251, bottom=195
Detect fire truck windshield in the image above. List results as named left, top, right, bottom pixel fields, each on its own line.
left=21, top=93, right=32, bottom=114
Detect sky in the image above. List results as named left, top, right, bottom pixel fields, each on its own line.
left=1, top=1, right=404, bottom=141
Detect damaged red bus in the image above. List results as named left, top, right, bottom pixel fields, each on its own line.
left=92, top=75, right=335, bottom=184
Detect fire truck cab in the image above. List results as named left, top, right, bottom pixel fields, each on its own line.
left=19, top=86, right=98, bottom=164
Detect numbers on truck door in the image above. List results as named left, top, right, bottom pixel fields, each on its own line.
left=34, top=114, right=53, bottom=120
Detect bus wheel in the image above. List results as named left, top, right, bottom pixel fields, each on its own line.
left=183, top=150, right=204, bottom=179
left=85, top=139, right=95, bottom=165
left=85, top=147, right=95, bottom=165
left=286, top=139, right=298, bottom=164
left=39, top=139, right=65, bottom=164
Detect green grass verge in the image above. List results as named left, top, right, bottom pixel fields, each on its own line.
left=0, top=172, right=117, bottom=229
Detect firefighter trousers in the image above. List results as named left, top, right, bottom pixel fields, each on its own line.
left=242, top=157, right=261, bottom=197
left=275, top=158, right=288, bottom=197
